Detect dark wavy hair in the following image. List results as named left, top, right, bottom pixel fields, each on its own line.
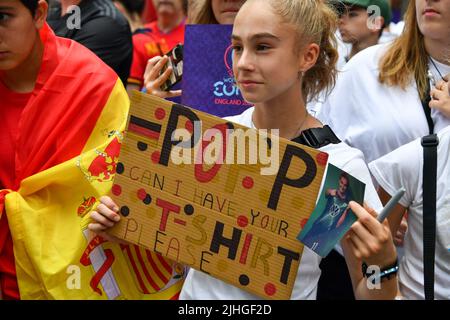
left=20, top=0, right=39, bottom=15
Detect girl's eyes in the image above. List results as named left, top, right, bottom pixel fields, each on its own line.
left=0, top=13, right=11, bottom=22
left=232, top=44, right=271, bottom=53
left=232, top=45, right=243, bottom=52
left=256, top=44, right=270, bottom=51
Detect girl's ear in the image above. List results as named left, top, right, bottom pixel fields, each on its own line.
left=368, top=16, right=385, bottom=33
left=34, top=0, right=49, bottom=30
left=298, top=43, right=320, bottom=73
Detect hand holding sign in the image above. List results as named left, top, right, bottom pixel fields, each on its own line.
left=108, top=92, right=328, bottom=299
left=88, top=196, right=128, bottom=244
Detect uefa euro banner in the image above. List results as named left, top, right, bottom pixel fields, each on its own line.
left=181, top=24, right=251, bottom=117
left=110, top=92, right=329, bottom=299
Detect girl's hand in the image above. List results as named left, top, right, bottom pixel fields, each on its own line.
left=343, top=201, right=397, bottom=268
left=88, top=196, right=126, bottom=243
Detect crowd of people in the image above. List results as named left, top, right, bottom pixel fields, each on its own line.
left=0, top=0, right=449, bottom=300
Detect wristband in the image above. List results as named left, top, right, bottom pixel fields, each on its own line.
left=362, top=258, right=399, bottom=283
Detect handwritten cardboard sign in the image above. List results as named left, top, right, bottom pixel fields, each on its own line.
left=110, top=92, right=329, bottom=299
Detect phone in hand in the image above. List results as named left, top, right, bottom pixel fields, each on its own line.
left=160, top=44, right=184, bottom=91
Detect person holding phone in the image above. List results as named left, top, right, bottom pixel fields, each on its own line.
left=124, top=0, right=187, bottom=92
left=142, top=0, right=247, bottom=99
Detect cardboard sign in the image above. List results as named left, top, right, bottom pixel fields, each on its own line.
left=181, top=24, right=251, bottom=117
left=110, top=92, right=329, bottom=299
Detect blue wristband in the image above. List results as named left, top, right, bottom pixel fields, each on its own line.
left=362, top=258, right=399, bottom=283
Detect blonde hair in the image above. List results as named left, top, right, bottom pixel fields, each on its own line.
left=268, top=0, right=338, bottom=103
left=189, top=0, right=219, bottom=24
left=379, top=1, right=428, bottom=100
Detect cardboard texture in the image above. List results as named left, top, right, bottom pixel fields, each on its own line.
left=110, top=91, right=329, bottom=299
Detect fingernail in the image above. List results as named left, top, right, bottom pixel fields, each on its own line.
left=114, top=214, right=120, bottom=221
left=114, top=206, right=119, bottom=212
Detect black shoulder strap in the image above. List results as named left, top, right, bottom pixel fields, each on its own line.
left=418, top=77, right=434, bottom=135
left=294, top=125, right=341, bottom=149
left=421, top=134, right=439, bottom=300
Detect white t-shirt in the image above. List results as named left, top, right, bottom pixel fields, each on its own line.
left=389, top=21, right=405, bottom=37
left=308, top=28, right=399, bottom=120
left=369, top=125, right=450, bottom=300
left=318, top=43, right=450, bottom=163
left=336, top=27, right=400, bottom=73
left=180, top=107, right=383, bottom=300
left=379, top=21, right=405, bottom=44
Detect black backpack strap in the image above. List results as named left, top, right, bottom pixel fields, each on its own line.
left=295, top=125, right=341, bottom=148
left=421, top=134, right=439, bottom=300
left=418, top=76, right=434, bottom=135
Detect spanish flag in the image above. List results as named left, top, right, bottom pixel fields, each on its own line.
left=0, top=24, right=185, bottom=299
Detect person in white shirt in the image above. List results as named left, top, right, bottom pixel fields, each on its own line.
left=333, top=0, right=392, bottom=63
left=178, top=0, right=398, bottom=300
left=89, top=0, right=399, bottom=300
left=318, top=0, right=450, bottom=164
left=369, top=125, right=450, bottom=300
left=381, top=20, right=405, bottom=43
left=308, top=0, right=395, bottom=117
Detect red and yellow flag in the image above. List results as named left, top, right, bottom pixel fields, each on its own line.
left=0, top=24, right=185, bottom=300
